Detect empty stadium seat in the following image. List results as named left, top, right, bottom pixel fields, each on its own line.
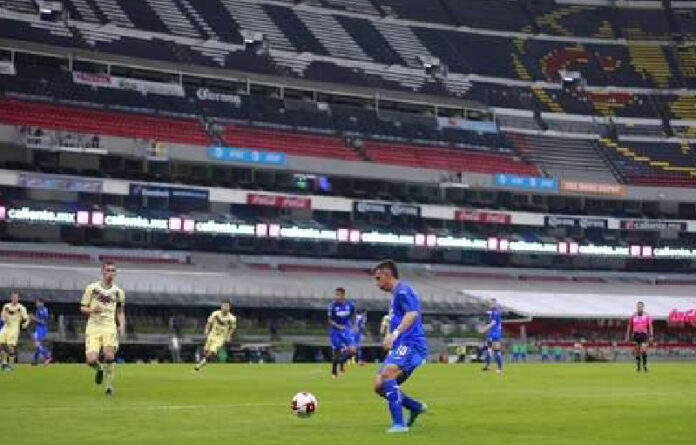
left=0, top=99, right=211, bottom=145
left=363, top=140, right=539, bottom=175
left=222, top=126, right=360, bottom=161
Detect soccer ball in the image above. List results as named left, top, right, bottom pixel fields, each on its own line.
left=291, top=392, right=318, bottom=418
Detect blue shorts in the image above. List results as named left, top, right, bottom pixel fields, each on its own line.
left=329, top=328, right=355, bottom=351
left=487, top=332, right=502, bottom=344
left=33, top=328, right=47, bottom=341
left=380, top=343, right=427, bottom=380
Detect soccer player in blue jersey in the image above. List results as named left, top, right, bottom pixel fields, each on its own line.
left=354, top=310, right=367, bottom=365
left=479, top=298, right=504, bottom=375
left=372, top=260, right=428, bottom=433
left=31, top=298, right=52, bottom=365
left=328, top=287, right=356, bottom=378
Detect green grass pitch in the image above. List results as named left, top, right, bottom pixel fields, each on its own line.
left=1, top=363, right=694, bottom=444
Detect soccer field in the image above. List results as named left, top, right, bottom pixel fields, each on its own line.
left=1, top=363, right=694, bottom=444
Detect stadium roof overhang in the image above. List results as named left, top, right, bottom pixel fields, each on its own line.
left=461, top=289, right=696, bottom=320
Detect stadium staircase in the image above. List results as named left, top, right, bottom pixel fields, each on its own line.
left=222, top=0, right=295, bottom=52
left=92, top=0, right=134, bottom=28
left=507, top=133, right=617, bottom=182
left=146, top=0, right=200, bottom=38
left=670, top=95, right=696, bottom=120
left=5, top=0, right=36, bottom=13
left=675, top=46, right=696, bottom=86
left=628, top=44, right=673, bottom=88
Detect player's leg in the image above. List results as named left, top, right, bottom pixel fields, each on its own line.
left=102, top=344, right=116, bottom=395
left=337, top=331, right=356, bottom=369
left=330, top=332, right=342, bottom=378
left=32, top=336, right=42, bottom=365
left=195, top=348, right=217, bottom=371
left=85, top=332, right=104, bottom=384
left=339, top=345, right=357, bottom=366
left=481, top=342, right=491, bottom=370
left=640, top=341, right=649, bottom=372
left=6, top=344, right=17, bottom=369
left=633, top=341, right=641, bottom=371
left=40, top=340, right=53, bottom=365
left=492, top=340, right=504, bottom=374
left=35, top=330, right=52, bottom=364
left=331, top=349, right=341, bottom=377
left=374, top=348, right=426, bottom=432
left=196, top=335, right=220, bottom=371
left=375, top=364, right=407, bottom=430
left=0, top=338, right=8, bottom=370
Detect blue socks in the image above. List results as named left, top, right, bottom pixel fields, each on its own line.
left=401, top=393, right=423, bottom=413
left=483, top=348, right=491, bottom=367
left=383, top=379, right=404, bottom=427
left=33, top=345, right=51, bottom=362
left=494, top=350, right=503, bottom=370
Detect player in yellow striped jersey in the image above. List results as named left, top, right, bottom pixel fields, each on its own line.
left=194, top=301, right=237, bottom=372
left=80, top=262, right=125, bottom=396
left=0, top=291, right=30, bottom=371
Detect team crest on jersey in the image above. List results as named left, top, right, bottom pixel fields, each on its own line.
left=93, top=289, right=113, bottom=304
left=6, top=309, right=15, bottom=315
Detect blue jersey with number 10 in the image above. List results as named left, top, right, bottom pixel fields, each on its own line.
left=389, top=281, right=427, bottom=353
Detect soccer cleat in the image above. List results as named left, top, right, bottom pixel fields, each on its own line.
left=407, top=403, right=427, bottom=427
left=95, top=367, right=104, bottom=385
left=481, top=366, right=490, bottom=372
left=105, top=387, right=114, bottom=397
left=643, top=366, right=649, bottom=373
left=386, top=425, right=409, bottom=433
left=496, top=369, right=504, bottom=376
left=44, top=357, right=53, bottom=366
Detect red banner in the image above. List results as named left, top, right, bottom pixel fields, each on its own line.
left=455, top=209, right=511, bottom=225
left=247, top=193, right=311, bottom=209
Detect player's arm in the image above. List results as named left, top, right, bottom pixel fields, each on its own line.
left=383, top=311, right=417, bottom=350
left=80, top=285, right=101, bottom=316
left=327, top=314, right=343, bottom=330
left=21, top=307, right=30, bottom=329
left=204, top=314, right=213, bottom=336
left=479, top=319, right=496, bottom=335
left=116, top=302, right=126, bottom=338
left=227, top=318, right=237, bottom=343
left=648, top=316, right=654, bottom=340
left=380, top=315, right=390, bottom=337
left=625, top=317, right=633, bottom=342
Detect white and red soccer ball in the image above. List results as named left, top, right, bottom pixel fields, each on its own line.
left=291, top=392, right=318, bottom=418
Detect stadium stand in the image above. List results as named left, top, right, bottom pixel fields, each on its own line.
left=506, top=132, right=616, bottom=182
left=0, top=99, right=211, bottom=145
